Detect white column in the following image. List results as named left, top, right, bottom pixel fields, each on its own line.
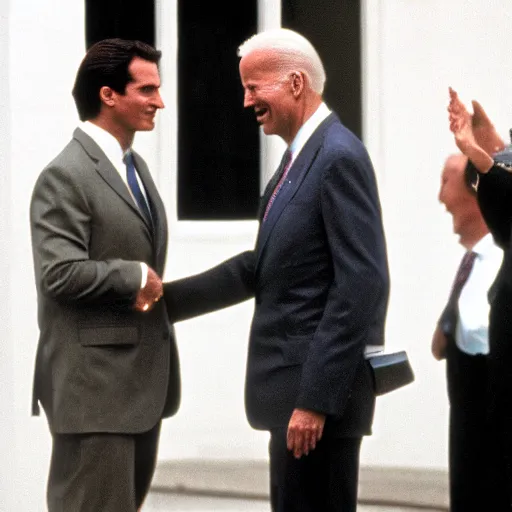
left=257, top=0, right=281, bottom=30
left=153, top=0, right=179, bottom=230
left=360, top=0, right=385, bottom=185
left=257, top=0, right=286, bottom=190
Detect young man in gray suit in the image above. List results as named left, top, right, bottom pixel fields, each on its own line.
left=30, top=39, right=180, bottom=512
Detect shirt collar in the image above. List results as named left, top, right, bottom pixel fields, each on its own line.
left=288, top=102, right=331, bottom=162
left=80, top=121, right=128, bottom=169
left=471, top=232, right=498, bottom=259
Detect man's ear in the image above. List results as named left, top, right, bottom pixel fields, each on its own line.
left=290, top=71, right=305, bottom=97
left=99, top=86, right=115, bottom=107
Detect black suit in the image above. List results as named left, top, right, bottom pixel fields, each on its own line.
left=445, top=333, right=488, bottom=511
left=166, top=113, right=389, bottom=511
left=437, top=251, right=492, bottom=511
left=476, top=162, right=512, bottom=509
left=30, top=129, right=180, bottom=511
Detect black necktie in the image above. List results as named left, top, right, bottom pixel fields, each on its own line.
left=440, top=251, right=477, bottom=338
left=258, top=149, right=292, bottom=222
left=123, top=151, right=152, bottom=225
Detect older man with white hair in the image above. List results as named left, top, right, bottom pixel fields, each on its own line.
left=165, top=28, right=389, bottom=511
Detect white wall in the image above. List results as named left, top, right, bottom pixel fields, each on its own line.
left=6, top=0, right=86, bottom=508
left=6, top=1, right=512, bottom=509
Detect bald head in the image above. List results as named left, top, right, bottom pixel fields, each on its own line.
left=444, top=153, right=467, bottom=172
left=439, top=153, right=488, bottom=248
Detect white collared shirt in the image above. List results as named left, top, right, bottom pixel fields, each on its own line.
left=80, top=122, right=149, bottom=205
left=456, top=233, right=503, bottom=355
left=79, top=121, right=148, bottom=288
left=288, top=102, right=331, bottom=162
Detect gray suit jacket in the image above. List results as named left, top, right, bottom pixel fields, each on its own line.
left=30, top=128, right=180, bottom=434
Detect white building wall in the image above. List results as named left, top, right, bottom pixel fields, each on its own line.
left=6, top=1, right=87, bottom=508
left=4, top=0, right=512, bottom=508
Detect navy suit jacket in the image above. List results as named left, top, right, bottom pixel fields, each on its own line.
left=165, top=113, right=389, bottom=436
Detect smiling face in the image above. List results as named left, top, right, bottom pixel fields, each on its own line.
left=99, top=56, right=165, bottom=148
left=439, top=154, right=478, bottom=237
left=112, top=56, right=164, bottom=133
left=239, top=50, right=300, bottom=144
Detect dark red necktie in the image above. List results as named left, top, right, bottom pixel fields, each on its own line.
left=448, top=251, right=477, bottom=307
left=440, top=251, right=477, bottom=338
left=262, top=149, right=293, bottom=222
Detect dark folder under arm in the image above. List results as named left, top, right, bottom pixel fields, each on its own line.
left=365, top=350, right=415, bottom=395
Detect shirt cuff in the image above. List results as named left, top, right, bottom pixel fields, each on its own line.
left=140, top=262, right=148, bottom=289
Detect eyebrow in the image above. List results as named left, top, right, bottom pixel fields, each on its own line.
left=137, top=83, right=160, bottom=90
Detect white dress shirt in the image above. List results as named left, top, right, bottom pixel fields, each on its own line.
left=456, top=233, right=503, bottom=355
left=288, top=102, right=331, bottom=163
left=80, top=121, right=150, bottom=205
left=79, top=122, right=148, bottom=288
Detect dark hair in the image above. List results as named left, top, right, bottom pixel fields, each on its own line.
left=72, top=38, right=162, bottom=121
left=463, top=160, right=478, bottom=196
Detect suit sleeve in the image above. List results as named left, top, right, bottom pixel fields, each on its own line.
left=163, top=251, right=256, bottom=323
left=477, top=163, right=512, bottom=248
left=30, top=165, right=141, bottom=305
left=295, top=154, right=389, bottom=416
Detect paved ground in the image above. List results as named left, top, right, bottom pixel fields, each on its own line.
left=143, top=491, right=426, bottom=511
left=151, top=460, right=448, bottom=511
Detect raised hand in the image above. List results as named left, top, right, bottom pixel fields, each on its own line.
left=471, top=99, right=505, bottom=155
left=448, top=88, right=494, bottom=174
left=448, top=87, right=476, bottom=153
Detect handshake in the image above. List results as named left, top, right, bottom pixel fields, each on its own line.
left=133, top=266, right=164, bottom=313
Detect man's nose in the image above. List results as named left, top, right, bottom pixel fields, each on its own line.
left=243, top=90, right=254, bottom=108
left=153, top=91, right=165, bottom=109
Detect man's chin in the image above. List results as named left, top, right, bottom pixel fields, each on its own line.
left=261, top=123, right=275, bottom=135
left=139, top=121, right=156, bottom=132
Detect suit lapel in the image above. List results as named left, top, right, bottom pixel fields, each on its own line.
left=73, top=128, right=153, bottom=230
left=255, top=113, right=337, bottom=268
left=73, top=128, right=168, bottom=273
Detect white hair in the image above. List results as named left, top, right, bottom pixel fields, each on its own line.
left=238, top=29, right=326, bottom=95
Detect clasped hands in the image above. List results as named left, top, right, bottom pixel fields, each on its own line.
left=133, top=267, right=163, bottom=313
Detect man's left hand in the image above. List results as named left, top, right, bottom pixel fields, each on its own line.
left=287, top=408, right=326, bottom=459
left=431, top=326, right=447, bottom=361
left=471, top=99, right=505, bottom=155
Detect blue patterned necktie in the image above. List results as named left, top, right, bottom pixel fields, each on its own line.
left=123, top=151, right=152, bottom=225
